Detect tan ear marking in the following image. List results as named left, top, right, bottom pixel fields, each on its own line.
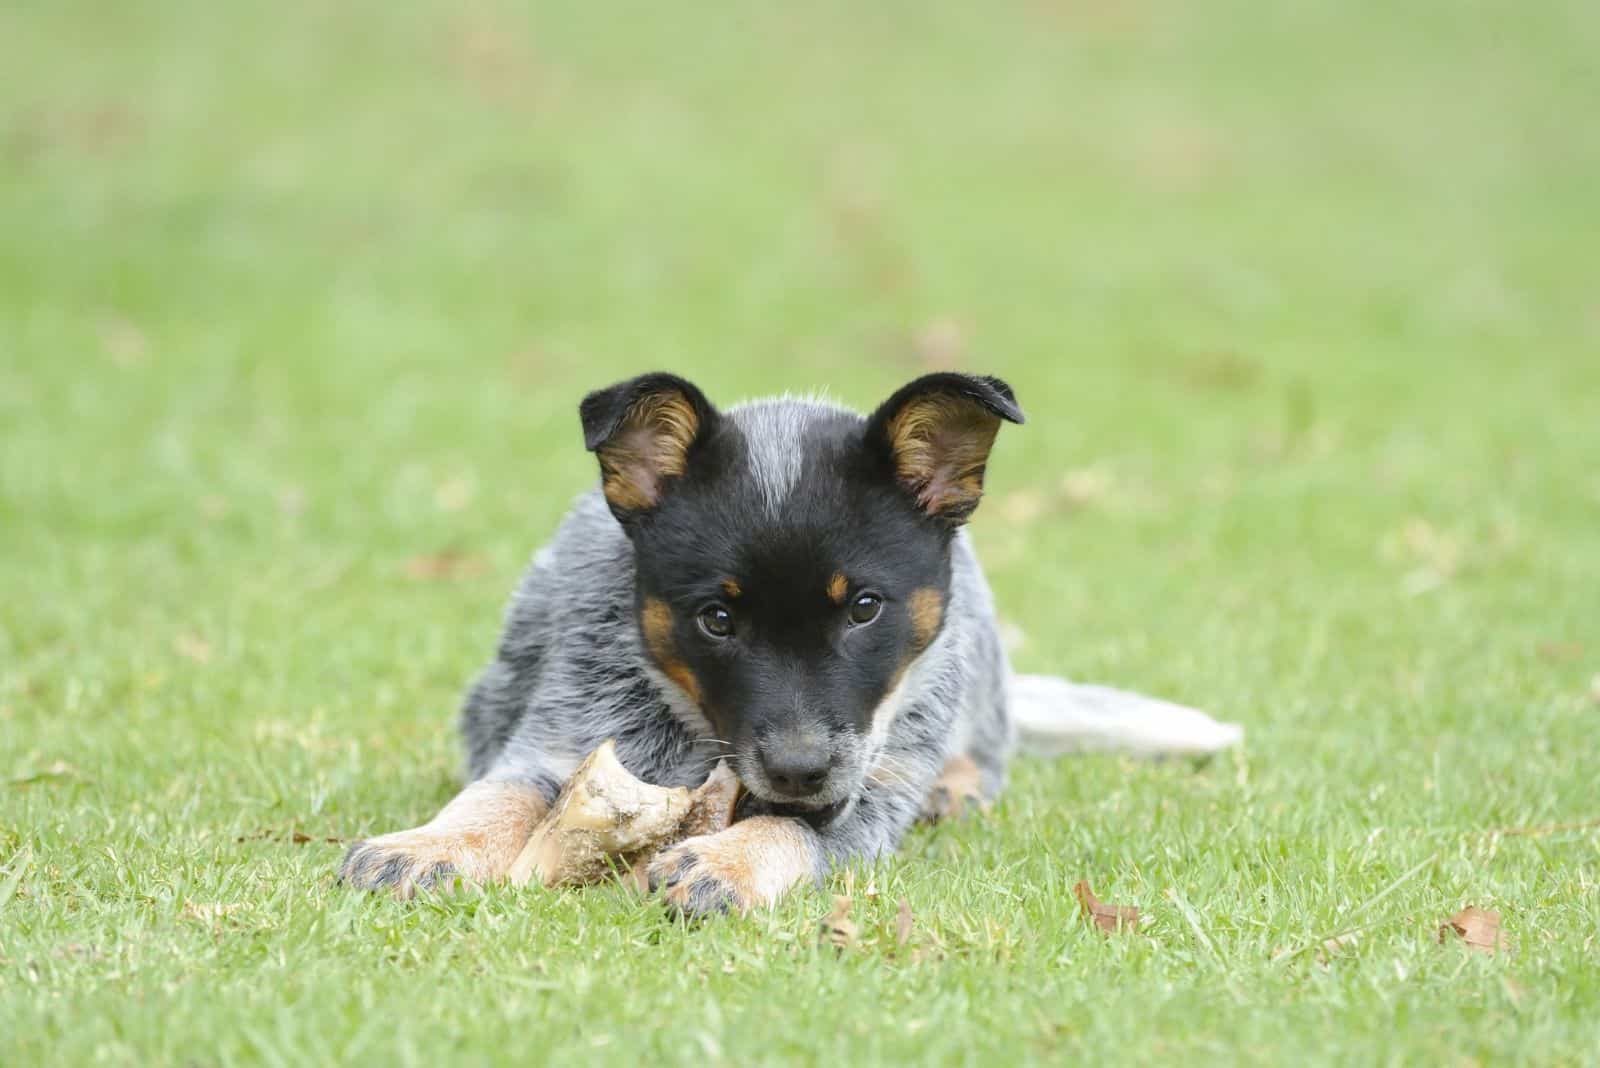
left=826, top=573, right=849, bottom=605
left=597, top=392, right=702, bottom=511
left=885, top=394, right=1001, bottom=519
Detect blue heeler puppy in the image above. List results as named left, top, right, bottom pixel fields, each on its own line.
left=340, top=372, right=1242, bottom=915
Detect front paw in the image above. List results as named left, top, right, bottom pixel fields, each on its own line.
left=919, top=754, right=985, bottom=823
left=646, top=836, right=749, bottom=918
left=338, top=832, right=461, bottom=899
left=646, top=816, right=820, bottom=919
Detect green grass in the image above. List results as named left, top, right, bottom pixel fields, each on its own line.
left=4, top=0, right=1599, bottom=1062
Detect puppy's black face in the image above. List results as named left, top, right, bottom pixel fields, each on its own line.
left=631, top=420, right=952, bottom=810
left=579, top=373, right=1022, bottom=810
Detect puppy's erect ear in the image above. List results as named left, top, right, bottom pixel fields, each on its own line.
left=580, top=373, right=718, bottom=519
left=864, top=373, right=1024, bottom=524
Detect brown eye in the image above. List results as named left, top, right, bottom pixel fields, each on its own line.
left=698, top=604, right=734, bottom=639
left=848, top=592, right=882, bottom=626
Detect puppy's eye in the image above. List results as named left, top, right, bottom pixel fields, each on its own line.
left=698, top=604, right=735, bottom=639
left=848, top=592, right=882, bottom=626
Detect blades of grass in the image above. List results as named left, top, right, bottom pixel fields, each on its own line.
left=0, top=846, right=33, bottom=910
left=1275, top=852, right=1438, bottom=965
left=1164, top=886, right=1221, bottom=963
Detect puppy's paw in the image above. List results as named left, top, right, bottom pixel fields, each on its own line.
left=338, top=831, right=465, bottom=899
left=919, top=754, right=985, bottom=823
left=646, top=836, right=749, bottom=919
left=646, top=816, right=819, bottom=920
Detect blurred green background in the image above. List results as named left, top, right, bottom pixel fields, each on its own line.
left=3, top=1, right=1598, bottom=1063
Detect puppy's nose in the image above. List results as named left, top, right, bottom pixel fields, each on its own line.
left=758, top=742, right=832, bottom=797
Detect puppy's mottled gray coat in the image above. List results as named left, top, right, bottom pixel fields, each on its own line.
left=340, top=374, right=1240, bottom=912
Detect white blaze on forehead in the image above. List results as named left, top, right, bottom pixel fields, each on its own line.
left=727, top=395, right=853, bottom=518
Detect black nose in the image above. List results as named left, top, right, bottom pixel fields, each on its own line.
left=759, top=743, right=832, bottom=797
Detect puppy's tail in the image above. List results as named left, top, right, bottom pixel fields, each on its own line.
left=1009, top=674, right=1244, bottom=758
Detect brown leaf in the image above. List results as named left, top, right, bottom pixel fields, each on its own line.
left=896, top=897, right=914, bottom=947
left=1074, top=880, right=1140, bottom=935
left=822, top=894, right=857, bottom=948
left=1439, top=906, right=1509, bottom=955
left=404, top=551, right=490, bottom=581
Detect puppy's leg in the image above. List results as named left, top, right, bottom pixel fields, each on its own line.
left=339, top=780, right=547, bottom=898
left=648, top=816, right=824, bottom=918
left=649, top=768, right=939, bottom=919
left=918, top=754, right=986, bottom=823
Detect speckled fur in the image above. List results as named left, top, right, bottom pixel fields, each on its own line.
left=346, top=391, right=1016, bottom=907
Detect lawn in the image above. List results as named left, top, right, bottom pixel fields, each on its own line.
left=3, top=0, right=1599, bottom=1063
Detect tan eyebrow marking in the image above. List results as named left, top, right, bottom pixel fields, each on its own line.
left=827, top=573, right=849, bottom=605
left=721, top=578, right=742, bottom=598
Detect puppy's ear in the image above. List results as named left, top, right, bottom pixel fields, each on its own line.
left=580, top=373, right=718, bottom=520
left=864, top=373, right=1024, bottom=524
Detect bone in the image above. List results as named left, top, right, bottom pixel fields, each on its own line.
left=507, top=740, right=741, bottom=889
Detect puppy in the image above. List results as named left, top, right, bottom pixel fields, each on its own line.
left=340, top=372, right=1241, bottom=914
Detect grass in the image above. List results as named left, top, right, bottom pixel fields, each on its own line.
left=3, top=0, right=1599, bottom=1062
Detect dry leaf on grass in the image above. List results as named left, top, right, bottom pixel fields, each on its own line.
left=1439, top=906, right=1509, bottom=955
left=822, top=895, right=857, bottom=949
left=1074, top=881, right=1140, bottom=935
left=896, top=897, right=914, bottom=947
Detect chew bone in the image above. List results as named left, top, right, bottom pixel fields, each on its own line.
left=506, top=740, right=740, bottom=889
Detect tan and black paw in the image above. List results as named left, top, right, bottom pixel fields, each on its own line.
left=338, top=834, right=462, bottom=899
left=646, top=838, right=751, bottom=919
left=919, top=755, right=985, bottom=823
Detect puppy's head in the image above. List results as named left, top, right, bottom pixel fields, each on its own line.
left=579, top=372, right=1022, bottom=814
